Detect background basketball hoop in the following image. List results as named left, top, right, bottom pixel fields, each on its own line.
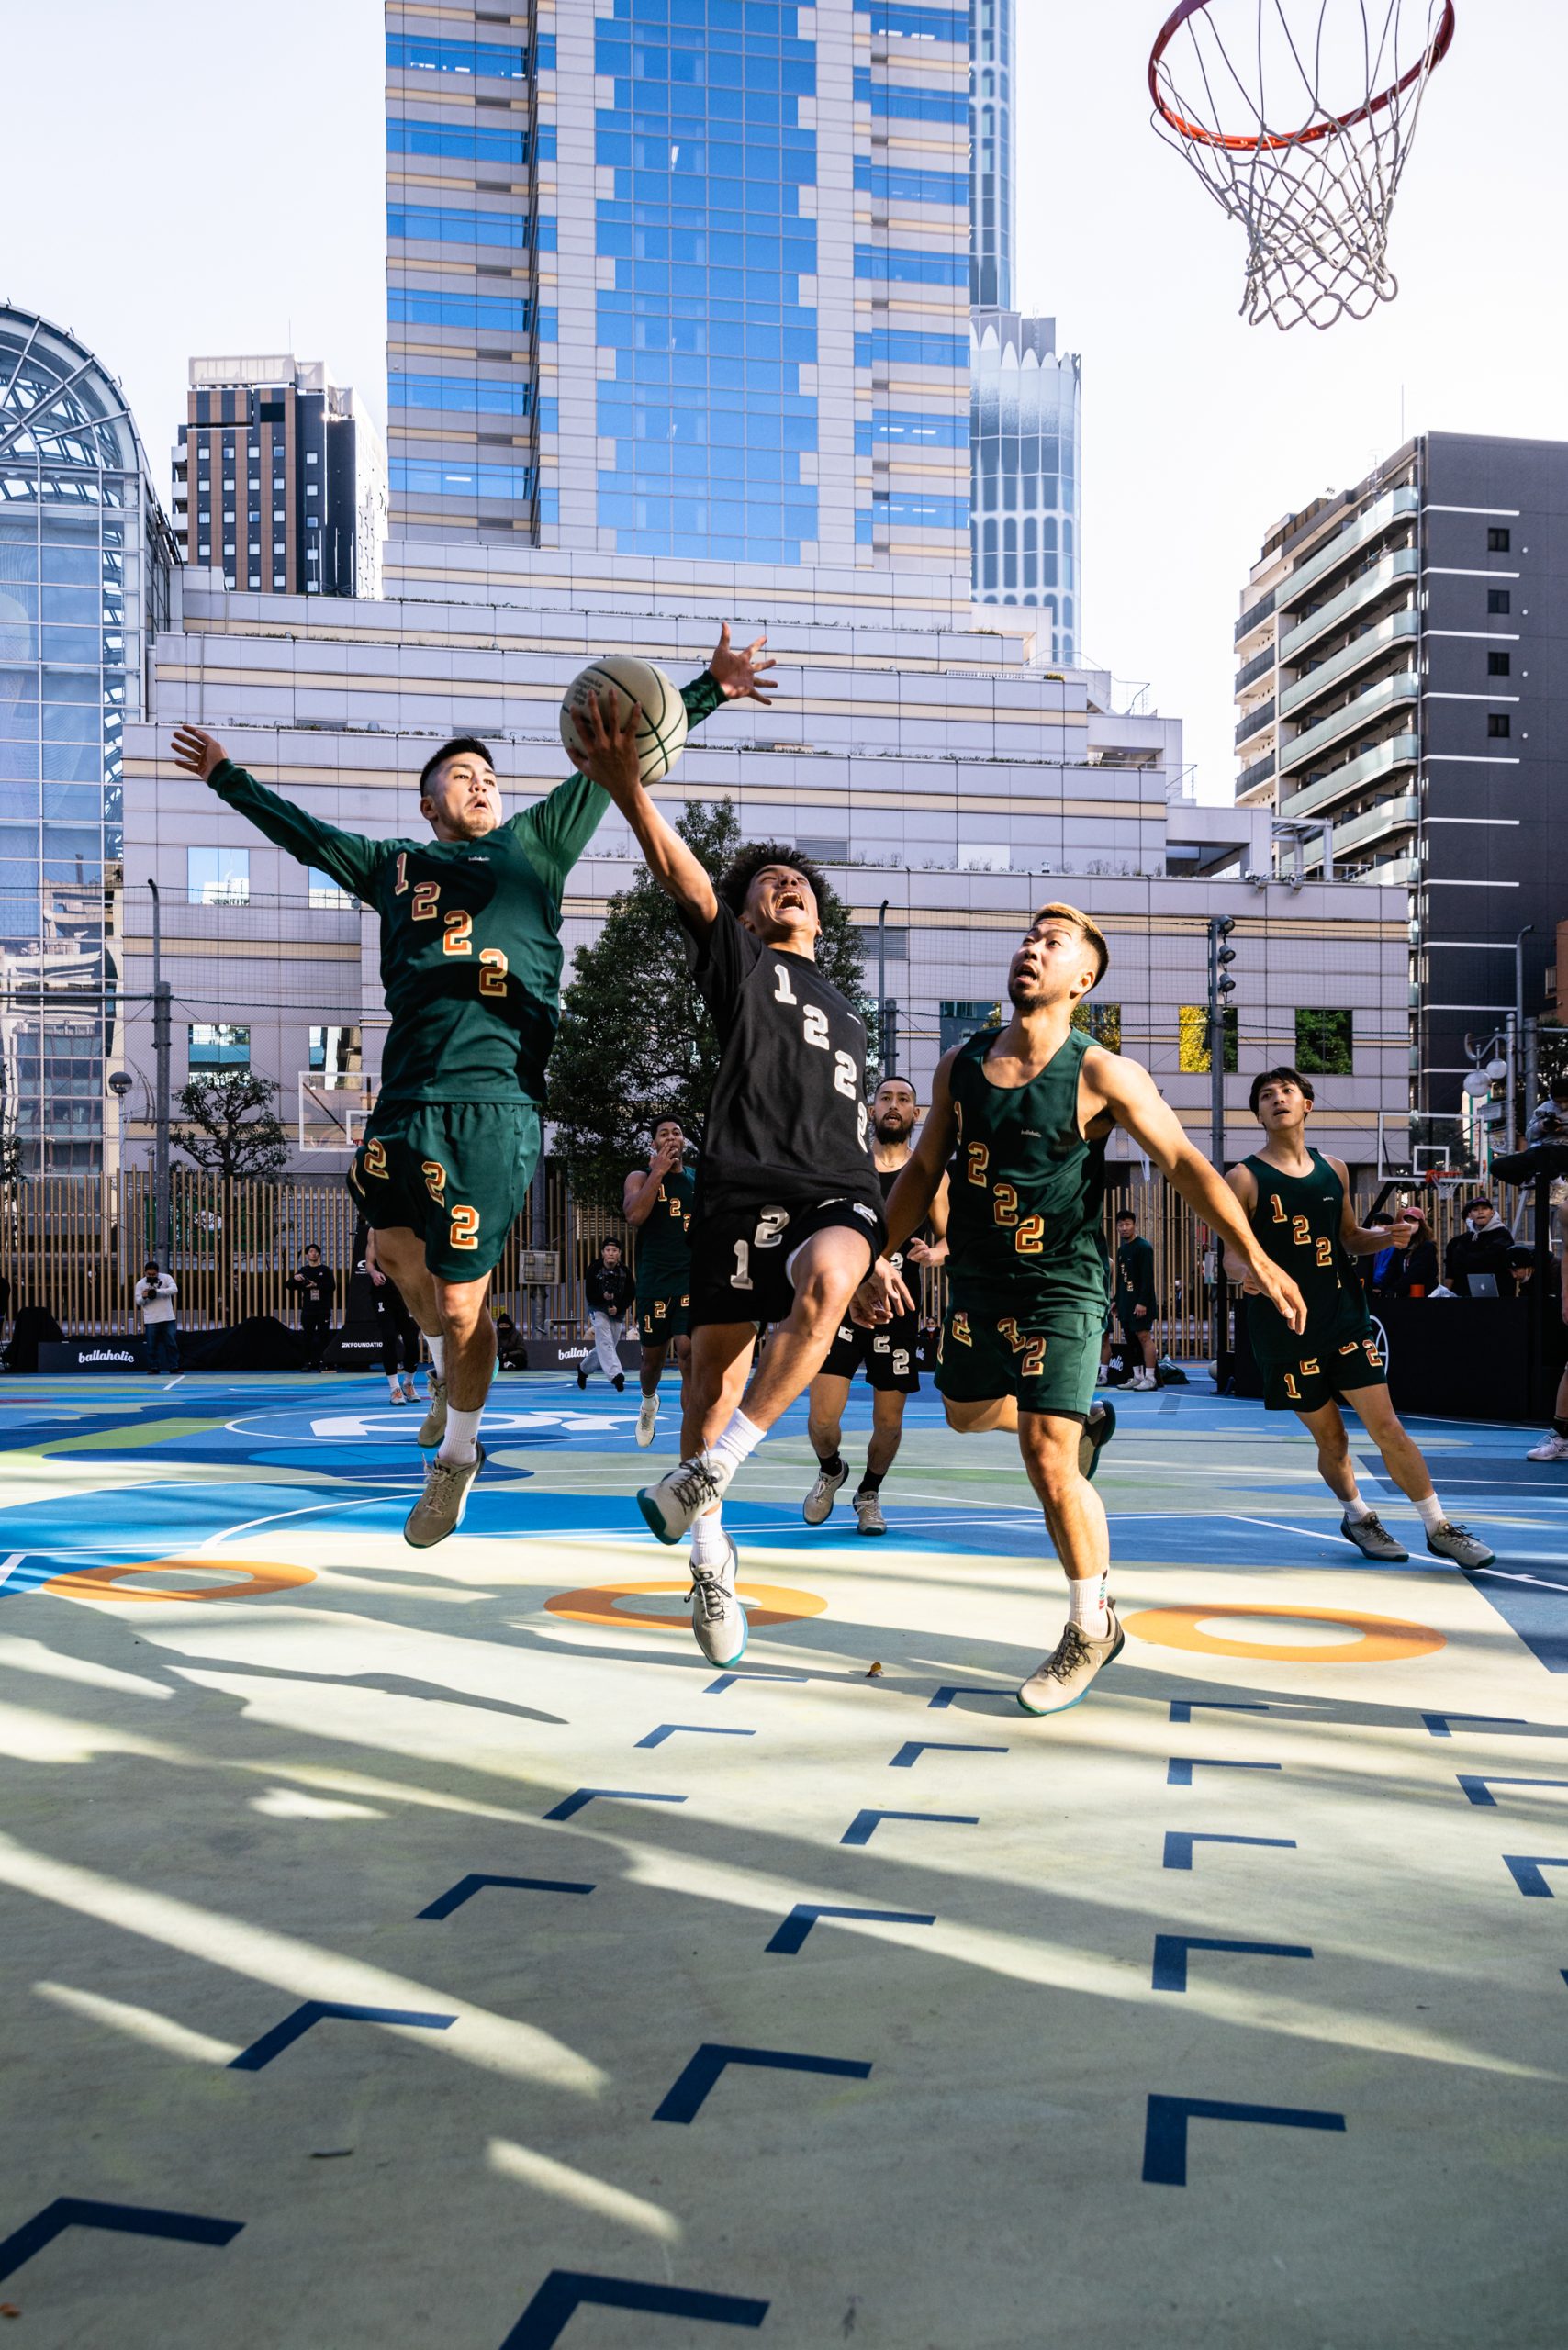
left=1148, top=1, right=1457, bottom=330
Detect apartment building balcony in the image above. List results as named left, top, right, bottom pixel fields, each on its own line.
left=1234, top=584, right=1277, bottom=652
left=1277, top=546, right=1419, bottom=666
left=1278, top=732, right=1419, bottom=824
left=1300, top=793, right=1419, bottom=872
left=1277, top=484, right=1420, bottom=616
left=1279, top=610, right=1419, bottom=720
left=1278, top=668, right=1417, bottom=777
left=1237, top=748, right=1277, bottom=798
left=1235, top=694, right=1276, bottom=748
left=1235, top=643, right=1275, bottom=694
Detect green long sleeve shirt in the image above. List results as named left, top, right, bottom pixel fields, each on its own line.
left=207, top=668, right=725, bottom=1107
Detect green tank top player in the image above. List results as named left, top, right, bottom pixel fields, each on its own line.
left=945, top=1024, right=1109, bottom=1324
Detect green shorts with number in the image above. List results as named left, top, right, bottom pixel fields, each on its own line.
left=1258, top=1314, right=1388, bottom=1415
left=636, top=1286, right=690, bottom=1344
left=347, top=1099, right=541, bottom=1282
left=935, top=1300, right=1102, bottom=1423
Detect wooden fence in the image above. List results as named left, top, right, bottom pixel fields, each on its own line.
left=0, top=1167, right=1512, bottom=1354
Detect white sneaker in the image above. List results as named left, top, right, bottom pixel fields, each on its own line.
left=689, top=1536, right=747, bottom=1665
left=635, top=1395, right=658, bottom=1449
left=1527, top=1432, right=1568, bottom=1461
left=639, top=1451, right=732, bottom=1544
left=803, top=1460, right=848, bottom=1526
left=854, top=1491, right=887, bottom=1537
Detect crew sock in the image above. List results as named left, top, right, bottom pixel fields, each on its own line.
left=704, top=1410, right=767, bottom=1482
left=1552, top=1416, right=1568, bottom=1440
left=1415, top=1491, right=1446, bottom=1533
left=816, top=1449, right=846, bottom=1482
left=439, top=1404, right=482, bottom=1466
left=690, top=1508, right=730, bottom=1571
left=857, top=1467, right=886, bottom=1498
left=1068, top=1571, right=1110, bottom=1640
left=1343, top=1488, right=1373, bottom=1523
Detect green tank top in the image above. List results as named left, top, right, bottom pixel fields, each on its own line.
left=946, top=1024, right=1107, bottom=1316
left=1243, top=1147, right=1361, bottom=1361
left=634, top=1165, right=695, bottom=1290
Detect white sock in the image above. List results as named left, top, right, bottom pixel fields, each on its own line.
left=1068, top=1571, right=1110, bottom=1639
left=387, top=1378, right=401, bottom=1398
left=427, top=1334, right=446, bottom=1378
left=690, top=1507, right=729, bottom=1570
left=1343, top=1488, right=1372, bottom=1523
left=439, top=1404, right=482, bottom=1465
left=1415, top=1492, right=1445, bottom=1532
left=703, top=1410, right=766, bottom=1481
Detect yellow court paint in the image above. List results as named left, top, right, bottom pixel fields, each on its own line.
left=1123, top=1601, right=1445, bottom=1664
left=40, top=1559, right=317, bottom=1605
left=543, top=1577, right=827, bottom=1630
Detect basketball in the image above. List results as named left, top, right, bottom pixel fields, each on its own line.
left=559, top=655, right=689, bottom=787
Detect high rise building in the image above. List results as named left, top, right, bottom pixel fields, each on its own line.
left=0, top=306, right=176, bottom=1170
left=1232, top=431, right=1568, bottom=1136
left=172, top=357, right=386, bottom=599
left=385, top=0, right=970, bottom=575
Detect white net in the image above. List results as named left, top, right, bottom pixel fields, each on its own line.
left=1149, top=0, right=1456, bottom=330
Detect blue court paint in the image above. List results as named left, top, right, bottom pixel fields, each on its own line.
left=1423, top=1712, right=1530, bottom=1737
left=705, top=1672, right=808, bottom=1694
left=928, top=1685, right=1016, bottom=1708
left=1502, top=1853, right=1568, bottom=1897
left=889, top=1740, right=1008, bottom=1768
left=1168, top=1700, right=1272, bottom=1724
left=499, top=2269, right=768, bottom=2345
left=1462, top=1571, right=1568, bottom=1674
left=542, top=1787, right=687, bottom=1823
left=766, top=1903, right=936, bottom=1955
left=1457, top=1775, right=1568, bottom=1807
left=1162, top=1831, right=1297, bottom=1872
left=840, top=1808, right=980, bottom=1846
left=1142, top=2094, right=1346, bottom=2186
left=229, top=1999, right=456, bottom=2070
left=1151, top=1933, right=1314, bottom=1993
left=417, top=1874, right=595, bottom=1919
left=652, top=2042, right=873, bottom=2124
left=0, top=2197, right=243, bottom=2284
left=1167, top=1758, right=1283, bottom=1786
left=633, top=1724, right=756, bottom=1750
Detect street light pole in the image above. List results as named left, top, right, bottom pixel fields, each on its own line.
left=1208, top=915, right=1237, bottom=1380
left=1515, top=923, right=1535, bottom=1142
left=149, top=878, right=172, bottom=1270
left=877, top=899, right=889, bottom=1081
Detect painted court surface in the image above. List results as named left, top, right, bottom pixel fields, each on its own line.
left=0, top=1373, right=1565, bottom=2347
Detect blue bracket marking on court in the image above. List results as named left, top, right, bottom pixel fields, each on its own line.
left=634, top=1724, right=757, bottom=1750
left=1168, top=1700, right=1272, bottom=1724
left=652, top=2042, right=873, bottom=2124
left=418, top=1874, right=595, bottom=1919
left=229, top=2000, right=456, bottom=2070
left=706, top=1671, right=808, bottom=1695
left=1167, top=1758, right=1282, bottom=1787
left=1458, top=1774, right=1568, bottom=1807
left=0, top=2198, right=243, bottom=2284
left=841, top=1808, right=980, bottom=1846
left=498, top=2269, right=768, bottom=2346
left=1141, top=2095, right=1346, bottom=2186
left=928, top=1685, right=1015, bottom=1709
left=1151, top=1934, right=1314, bottom=1993
left=1424, top=1712, right=1529, bottom=1738
left=766, top=1903, right=936, bottom=1955
left=889, top=1740, right=1008, bottom=1769
left=1502, top=1853, right=1568, bottom=1897
left=543, top=1787, right=688, bottom=1823
left=1162, top=1832, right=1297, bottom=1872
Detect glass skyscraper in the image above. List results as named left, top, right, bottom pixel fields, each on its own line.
left=0, top=308, right=174, bottom=1170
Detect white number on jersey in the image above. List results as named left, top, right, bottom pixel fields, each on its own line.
left=833, top=1049, right=857, bottom=1098
left=754, top=1208, right=790, bottom=1249
left=802, top=1005, right=830, bottom=1050
left=730, top=1239, right=754, bottom=1291
left=773, top=965, right=799, bottom=1005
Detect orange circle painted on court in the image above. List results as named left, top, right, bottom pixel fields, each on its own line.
left=544, top=1578, right=826, bottom=1629
left=1123, top=1602, right=1444, bottom=1663
left=40, top=1558, right=317, bottom=1604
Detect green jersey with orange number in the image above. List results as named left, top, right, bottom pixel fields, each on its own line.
left=1242, top=1147, right=1365, bottom=1364
left=945, top=1024, right=1108, bottom=1317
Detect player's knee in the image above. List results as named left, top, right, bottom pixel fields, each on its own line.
left=806, top=1412, right=840, bottom=1455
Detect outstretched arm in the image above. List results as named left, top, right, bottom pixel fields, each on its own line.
left=571, top=691, right=721, bottom=932
left=171, top=727, right=383, bottom=901
left=1087, top=1049, right=1306, bottom=1335
left=853, top=1056, right=959, bottom=1325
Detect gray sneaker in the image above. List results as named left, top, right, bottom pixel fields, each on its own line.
left=689, top=1535, right=747, bottom=1666
left=1340, top=1511, right=1408, bottom=1562
left=638, top=1451, right=731, bottom=1545
left=803, top=1460, right=848, bottom=1526
left=404, top=1441, right=485, bottom=1549
left=417, top=1374, right=447, bottom=1449
left=1427, top=1519, right=1495, bottom=1569
left=1018, top=1602, right=1125, bottom=1718
left=854, top=1491, right=887, bottom=1537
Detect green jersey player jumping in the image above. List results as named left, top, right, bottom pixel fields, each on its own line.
left=170, top=623, right=774, bottom=1545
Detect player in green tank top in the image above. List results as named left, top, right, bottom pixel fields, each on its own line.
left=865, top=901, right=1309, bottom=1718
left=624, top=1115, right=697, bottom=1449
left=1225, top=1067, right=1494, bottom=1569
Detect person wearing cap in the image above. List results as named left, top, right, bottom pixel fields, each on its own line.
left=134, top=1259, right=179, bottom=1374
left=1444, top=1198, right=1515, bottom=1298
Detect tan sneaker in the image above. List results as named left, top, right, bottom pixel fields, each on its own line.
left=1018, top=1601, right=1125, bottom=1718
left=417, top=1374, right=447, bottom=1449
left=404, top=1441, right=485, bottom=1549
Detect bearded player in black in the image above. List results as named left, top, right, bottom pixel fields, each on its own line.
left=570, top=691, right=889, bottom=1666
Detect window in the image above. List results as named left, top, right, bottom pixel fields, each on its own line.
left=1487, top=526, right=1511, bottom=553
left=308, top=1024, right=361, bottom=1075
left=1487, top=588, right=1510, bottom=614
left=958, top=844, right=1010, bottom=872
left=1488, top=712, right=1512, bottom=738
left=187, top=845, right=250, bottom=904
left=1295, top=1007, right=1353, bottom=1076
left=1070, top=1002, right=1122, bottom=1050
left=795, top=835, right=849, bottom=864
left=939, top=999, right=1002, bottom=1053
left=1488, top=651, right=1511, bottom=677
left=308, top=867, right=355, bottom=909
left=305, top=453, right=319, bottom=466
left=188, top=1023, right=250, bottom=1069
left=1178, top=1006, right=1238, bottom=1075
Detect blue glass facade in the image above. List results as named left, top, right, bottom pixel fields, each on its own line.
left=970, top=313, right=1079, bottom=659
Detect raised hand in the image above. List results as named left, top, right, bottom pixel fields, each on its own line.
left=171, top=724, right=228, bottom=779
left=709, top=621, right=778, bottom=707
left=573, top=688, right=644, bottom=803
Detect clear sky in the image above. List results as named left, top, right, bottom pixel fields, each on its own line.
left=3, top=1, right=1562, bottom=802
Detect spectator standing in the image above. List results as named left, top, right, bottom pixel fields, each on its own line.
left=1444, top=1198, right=1516, bottom=1297
left=1114, top=1208, right=1160, bottom=1390
left=287, top=1244, right=337, bottom=1369
left=578, top=1240, right=632, bottom=1392
left=135, top=1259, right=179, bottom=1373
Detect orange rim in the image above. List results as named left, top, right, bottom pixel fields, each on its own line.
left=1148, top=0, right=1456, bottom=152
left=1124, top=1601, right=1444, bottom=1663
left=41, top=1558, right=318, bottom=1604
left=544, top=1578, right=827, bottom=1630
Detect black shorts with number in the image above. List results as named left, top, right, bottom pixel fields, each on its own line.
left=820, top=1311, right=920, bottom=1393
left=1260, top=1316, right=1388, bottom=1414
left=689, top=1195, right=884, bottom=1331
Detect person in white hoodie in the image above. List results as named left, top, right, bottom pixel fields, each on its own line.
left=134, top=1259, right=179, bottom=1374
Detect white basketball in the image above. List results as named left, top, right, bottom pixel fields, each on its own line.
left=559, top=655, right=689, bottom=787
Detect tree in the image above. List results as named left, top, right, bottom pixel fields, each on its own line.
left=172, top=1070, right=290, bottom=1181
left=549, top=799, right=869, bottom=1207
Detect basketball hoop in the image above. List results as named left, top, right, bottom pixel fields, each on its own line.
left=1148, top=1, right=1457, bottom=330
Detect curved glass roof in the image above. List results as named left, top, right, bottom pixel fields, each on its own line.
left=0, top=308, right=147, bottom=493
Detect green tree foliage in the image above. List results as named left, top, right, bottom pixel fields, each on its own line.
left=172, top=1070, right=290, bottom=1181
left=550, top=799, right=868, bottom=1207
